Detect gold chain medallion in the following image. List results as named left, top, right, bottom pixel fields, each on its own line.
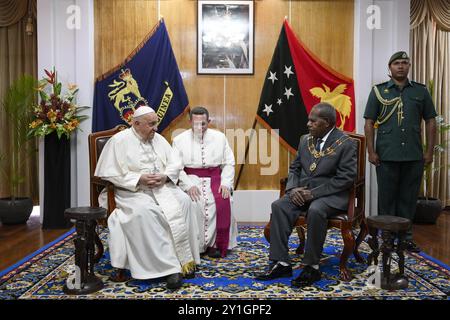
left=307, top=135, right=350, bottom=172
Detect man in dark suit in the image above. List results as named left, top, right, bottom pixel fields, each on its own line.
left=255, top=102, right=357, bottom=287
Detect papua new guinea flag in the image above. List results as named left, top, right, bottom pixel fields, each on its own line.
left=92, top=19, right=189, bottom=133
left=256, top=20, right=355, bottom=153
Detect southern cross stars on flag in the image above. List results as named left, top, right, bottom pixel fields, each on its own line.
left=262, top=65, right=297, bottom=117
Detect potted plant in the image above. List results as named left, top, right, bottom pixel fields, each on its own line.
left=415, top=80, right=450, bottom=224
left=0, top=75, right=38, bottom=224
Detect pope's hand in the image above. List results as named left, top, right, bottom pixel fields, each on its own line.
left=139, top=173, right=167, bottom=188
left=187, top=186, right=201, bottom=202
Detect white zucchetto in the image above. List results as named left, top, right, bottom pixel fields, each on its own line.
left=132, top=106, right=155, bottom=118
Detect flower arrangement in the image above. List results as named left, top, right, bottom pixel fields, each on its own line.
left=28, top=68, right=89, bottom=139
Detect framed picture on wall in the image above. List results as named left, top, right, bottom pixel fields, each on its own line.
left=197, top=0, right=254, bottom=75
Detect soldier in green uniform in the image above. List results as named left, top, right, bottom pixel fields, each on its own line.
left=364, top=51, right=437, bottom=253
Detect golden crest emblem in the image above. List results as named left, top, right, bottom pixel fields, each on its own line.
left=309, top=84, right=352, bottom=130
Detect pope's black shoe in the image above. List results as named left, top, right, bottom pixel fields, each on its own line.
left=255, top=262, right=292, bottom=281
left=108, top=268, right=130, bottom=283
left=184, top=270, right=195, bottom=279
left=291, top=265, right=321, bottom=287
left=166, top=273, right=183, bottom=290
left=405, top=240, right=421, bottom=253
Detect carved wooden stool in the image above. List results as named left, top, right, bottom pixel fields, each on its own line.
left=63, top=207, right=106, bottom=295
left=366, top=215, right=411, bottom=290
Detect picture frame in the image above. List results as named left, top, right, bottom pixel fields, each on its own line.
left=197, top=0, right=254, bottom=75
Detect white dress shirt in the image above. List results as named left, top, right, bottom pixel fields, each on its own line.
left=317, top=127, right=335, bottom=151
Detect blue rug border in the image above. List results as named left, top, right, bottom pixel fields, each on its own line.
left=0, top=228, right=75, bottom=278
left=419, top=252, right=450, bottom=271
left=1, top=226, right=449, bottom=300
left=1, top=225, right=449, bottom=278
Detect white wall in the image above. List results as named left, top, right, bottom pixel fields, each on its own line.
left=353, top=0, right=410, bottom=217
left=37, top=0, right=94, bottom=220
left=233, top=190, right=279, bottom=223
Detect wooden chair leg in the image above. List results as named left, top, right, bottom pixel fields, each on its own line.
left=295, top=226, right=305, bottom=254
left=367, top=226, right=379, bottom=266
left=93, top=230, right=104, bottom=263
left=353, top=218, right=368, bottom=263
left=339, top=224, right=355, bottom=281
left=263, top=218, right=271, bottom=242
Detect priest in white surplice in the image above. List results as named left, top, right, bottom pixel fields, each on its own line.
left=95, top=106, right=200, bottom=290
left=172, top=107, right=238, bottom=258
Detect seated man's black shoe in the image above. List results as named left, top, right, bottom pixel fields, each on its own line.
left=405, top=240, right=421, bottom=253
left=254, top=263, right=292, bottom=281
left=207, top=247, right=222, bottom=258
left=166, top=273, right=183, bottom=290
left=291, top=265, right=321, bottom=287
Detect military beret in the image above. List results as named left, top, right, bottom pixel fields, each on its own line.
left=389, top=51, right=409, bottom=65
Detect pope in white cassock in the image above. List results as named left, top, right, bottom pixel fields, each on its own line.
left=94, top=106, right=200, bottom=290
left=172, top=107, right=238, bottom=258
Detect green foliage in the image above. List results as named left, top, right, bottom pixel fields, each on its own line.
left=422, top=80, right=450, bottom=198
left=0, top=75, right=38, bottom=200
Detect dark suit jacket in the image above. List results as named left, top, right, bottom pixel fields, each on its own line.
left=285, top=128, right=357, bottom=211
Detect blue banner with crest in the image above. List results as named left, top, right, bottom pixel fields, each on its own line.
left=92, top=20, right=189, bottom=133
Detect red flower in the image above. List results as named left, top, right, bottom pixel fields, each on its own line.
left=44, top=69, right=55, bottom=84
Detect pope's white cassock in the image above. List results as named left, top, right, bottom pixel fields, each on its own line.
left=95, top=127, right=200, bottom=279
left=172, top=128, right=238, bottom=253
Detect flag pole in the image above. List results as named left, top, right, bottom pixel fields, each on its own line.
left=234, top=118, right=257, bottom=190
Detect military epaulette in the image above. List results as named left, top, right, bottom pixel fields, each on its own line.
left=374, top=81, right=388, bottom=88
left=411, top=81, right=426, bottom=87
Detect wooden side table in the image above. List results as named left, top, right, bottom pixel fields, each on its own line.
left=63, top=207, right=106, bottom=295
left=366, top=215, right=411, bottom=290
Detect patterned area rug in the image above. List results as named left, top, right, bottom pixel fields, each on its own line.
left=1, top=226, right=449, bottom=300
